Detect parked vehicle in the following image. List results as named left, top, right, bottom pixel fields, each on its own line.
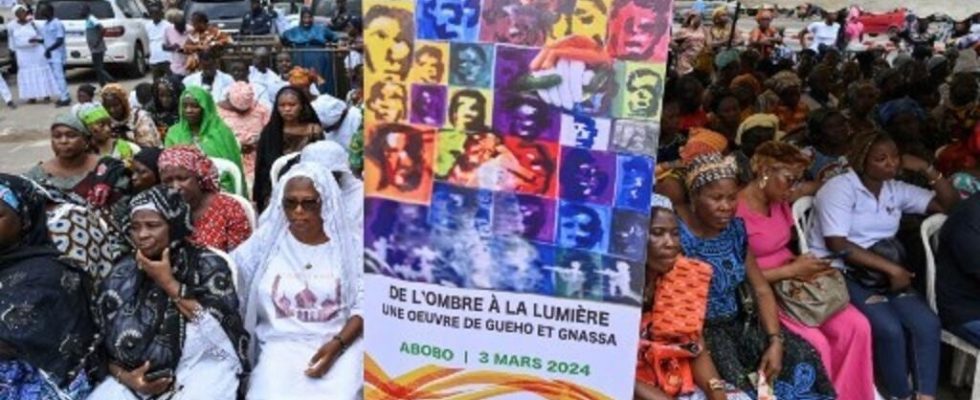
left=40, top=0, right=150, bottom=77
left=0, top=14, right=10, bottom=68
left=857, top=8, right=907, bottom=36
left=185, top=0, right=250, bottom=33
left=673, top=1, right=738, bottom=24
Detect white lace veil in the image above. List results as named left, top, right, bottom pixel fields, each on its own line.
left=234, top=156, right=364, bottom=319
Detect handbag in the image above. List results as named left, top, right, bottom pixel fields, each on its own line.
left=773, top=269, right=850, bottom=327
left=844, top=238, right=907, bottom=293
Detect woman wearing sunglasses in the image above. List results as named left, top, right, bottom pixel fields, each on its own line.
left=233, top=155, right=364, bottom=399
left=736, top=142, right=874, bottom=399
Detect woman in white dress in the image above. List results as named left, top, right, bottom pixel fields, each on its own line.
left=10, top=5, right=58, bottom=102
left=233, top=152, right=364, bottom=400
left=90, top=185, right=249, bottom=400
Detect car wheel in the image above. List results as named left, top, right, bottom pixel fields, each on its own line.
left=125, top=45, right=147, bottom=78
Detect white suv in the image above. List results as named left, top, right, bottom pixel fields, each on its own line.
left=43, top=0, right=150, bottom=77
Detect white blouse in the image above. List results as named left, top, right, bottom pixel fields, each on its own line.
left=247, top=234, right=362, bottom=400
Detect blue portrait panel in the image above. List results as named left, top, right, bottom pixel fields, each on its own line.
left=559, top=113, right=612, bottom=151
left=609, top=208, right=648, bottom=262
left=599, top=256, right=645, bottom=306
left=559, top=147, right=617, bottom=205
left=557, top=200, right=610, bottom=253
left=449, top=42, right=494, bottom=88
left=365, top=197, right=435, bottom=280
left=615, top=154, right=654, bottom=211
left=554, top=249, right=604, bottom=300
left=492, top=192, right=557, bottom=243
left=428, top=181, right=494, bottom=236
left=486, top=239, right=557, bottom=296
left=416, top=0, right=481, bottom=41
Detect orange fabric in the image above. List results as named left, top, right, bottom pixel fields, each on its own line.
left=681, top=127, right=729, bottom=163
left=636, top=257, right=713, bottom=396
left=771, top=102, right=810, bottom=133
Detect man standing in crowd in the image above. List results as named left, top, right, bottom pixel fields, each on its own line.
left=249, top=47, right=284, bottom=104
left=144, top=4, right=173, bottom=78
left=183, top=50, right=234, bottom=102
left=329, top=0, right=351, bottom=31
left=38, top=4, right=69, bottom=106
left=83, top=4, right=114, bottom=86
left=240, top=0, right=277, bottom=36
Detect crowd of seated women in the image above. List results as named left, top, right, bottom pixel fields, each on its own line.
left=641, top=40, right=980, bottom=399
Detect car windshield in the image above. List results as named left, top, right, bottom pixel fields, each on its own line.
left=42, top=1, right=114, bottom=19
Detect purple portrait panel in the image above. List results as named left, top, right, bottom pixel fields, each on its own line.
left=410, top=84, right=448, bottom=127
left=559, top=147, right=617, bottom=205
left=493, top=93, right=560, bottom=141
left=492, top=192, right=557, bottom=243
left=493, top=45, right=537, bottom=92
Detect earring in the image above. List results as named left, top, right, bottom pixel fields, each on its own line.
left=759, top=175, right=769, bottom=189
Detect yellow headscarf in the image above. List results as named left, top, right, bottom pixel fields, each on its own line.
left=736, top=113, right=781, bottom=145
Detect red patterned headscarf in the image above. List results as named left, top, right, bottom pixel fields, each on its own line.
left=159, top=145, right=220, bottom=192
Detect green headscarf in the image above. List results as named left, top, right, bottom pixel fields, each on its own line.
left=164, top=86, right=246, bottom=194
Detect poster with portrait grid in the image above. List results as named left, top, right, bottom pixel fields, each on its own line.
left=362, top=1, right=670, bottom=398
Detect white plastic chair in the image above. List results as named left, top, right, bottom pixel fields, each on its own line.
left=921, top=213, right=980, bottom=397
left=270, top=152, right=301, bottom=186
left=226, top=193, right=256, bottom=231
left=210, top=157, right=244, bottom=197
left=792, top=196, right=815, bottom=254
left=206, top=247, right=239, bottom=292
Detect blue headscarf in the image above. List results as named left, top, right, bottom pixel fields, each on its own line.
left=877, top=97, right=925, bottom=126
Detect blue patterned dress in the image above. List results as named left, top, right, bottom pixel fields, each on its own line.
left=679, top=217, right=836, bottom=400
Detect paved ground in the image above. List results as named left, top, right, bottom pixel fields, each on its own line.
left=0, top=67, right=149, bottom=173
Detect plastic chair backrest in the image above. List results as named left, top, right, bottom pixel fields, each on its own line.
left=270, top=152, right=301, bottom=187
left=210, top=157, right=244, bottom=197
left=792, top=196, right=815, bottom=254
left=921, top=213, right=947, bottom=313
left=226, top=193, right=256, bottom=231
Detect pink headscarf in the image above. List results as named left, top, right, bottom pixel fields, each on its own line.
left=226, top=81, right=256, bottom=112
left=159, top=145, right=220, bottom=192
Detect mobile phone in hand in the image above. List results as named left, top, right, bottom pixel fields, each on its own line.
left=820, top=250, right=849, bottom=261
left=144, top=369, right=173, bottom=381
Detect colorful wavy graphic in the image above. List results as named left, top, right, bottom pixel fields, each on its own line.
left=364, top=354, right=612, bottom=400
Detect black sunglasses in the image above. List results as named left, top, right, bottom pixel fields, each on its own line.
left=282, top=198, right=321, bottom=212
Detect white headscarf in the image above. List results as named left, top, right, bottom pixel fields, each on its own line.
left=233, top=161, right=363, bottom=359
left=311, top=94, right=363, bottom=150
left=300, top=141, right=364, bottom=242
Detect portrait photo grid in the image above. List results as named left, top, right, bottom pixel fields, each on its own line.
left=363, top=0, right=671, bottom=306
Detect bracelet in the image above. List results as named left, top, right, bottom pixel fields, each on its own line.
left=708, top=378, right=726, bottom=391
left=767, top=332, right=784, bottom=345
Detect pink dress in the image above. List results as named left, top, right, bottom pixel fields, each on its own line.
left=217, top=104, right=270, bottom=186
left=736, top=200, right=875, bottom=400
